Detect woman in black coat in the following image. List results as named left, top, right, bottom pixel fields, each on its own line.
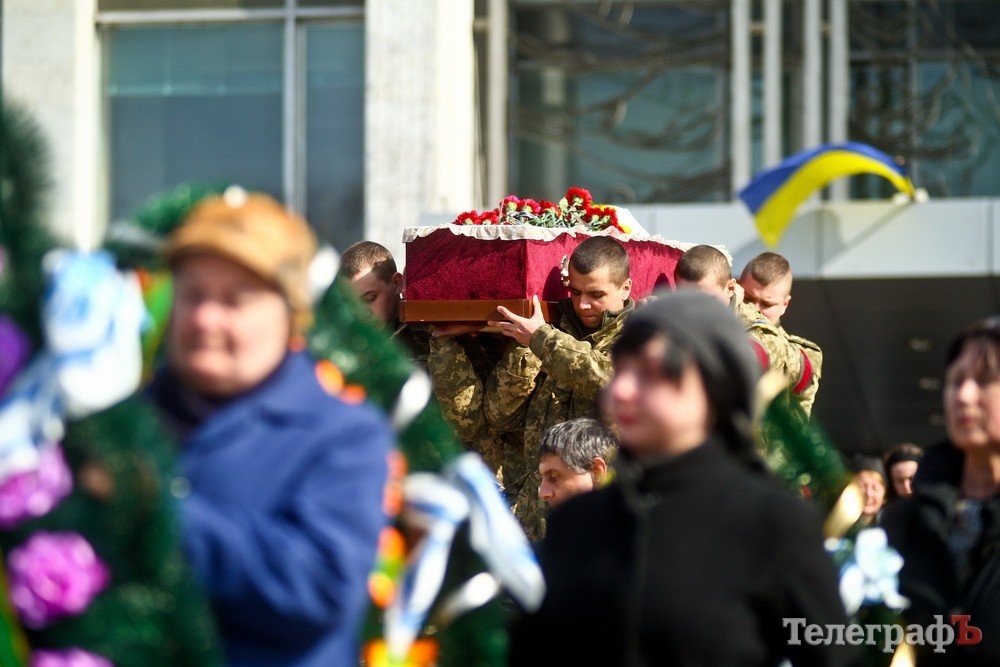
left=883, top=317, right=1000, bottom=665
left=509, top=292, right=856, bottom=666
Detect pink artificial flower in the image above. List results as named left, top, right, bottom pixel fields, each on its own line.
left=0, top=444, right=73, bottom=529
left=7, top=532, right=110, bottom=628
left=30, top=648, right=113, bottom=667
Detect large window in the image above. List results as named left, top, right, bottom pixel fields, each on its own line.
left=511, top=0, right=1000, bottom=204
left=511, top=3, right=732, bottom=204
left=849, top=0, right=1000, bottom=198
left=100, top=3, right=365, bottom=247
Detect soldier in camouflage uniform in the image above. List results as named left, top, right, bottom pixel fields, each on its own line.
left=426, top=331, right=517, bottom=475
left=675, top=245, right=821, bottom=416
left=339, top=240, right=430, bottom=363
left=739, top=251, right=823, bottom=415
left=482, top=237, right=634, bottom=538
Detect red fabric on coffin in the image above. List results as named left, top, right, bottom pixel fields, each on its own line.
left=404, top=228, right=684, bottom=302
left=625, top=239, right=682, bottom=298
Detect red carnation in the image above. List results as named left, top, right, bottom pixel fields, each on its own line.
left=500, top=195, right=522, bottom=211
left=477, top=210, right=500, bottom=225
left=565, top=187, right=592, bottom=209
left=454, top=210, right=480, bottom=226
left=539, top=200, right=559, bottom=212
left=521, top=199, right=542, bottom=215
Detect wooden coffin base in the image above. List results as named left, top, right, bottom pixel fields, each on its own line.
left=399, top=299, right=560, bottom=326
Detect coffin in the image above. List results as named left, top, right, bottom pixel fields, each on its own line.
left=400, top=225, right=694, bottom=325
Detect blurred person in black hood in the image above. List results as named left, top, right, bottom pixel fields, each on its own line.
left=508, top=291, right=856, bottom=666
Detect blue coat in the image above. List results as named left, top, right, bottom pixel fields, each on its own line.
left=152, top=351, right=391, bottom=666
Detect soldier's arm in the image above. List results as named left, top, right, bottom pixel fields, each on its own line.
left=786, top=334, right=823, bottom=416
left=528, top=324, right=612, bottom=402
left=426, top=335, right=488, bottom=442
left=747, top=326, right=819, bottom=416
left=484, top=341, right=543, bottom=431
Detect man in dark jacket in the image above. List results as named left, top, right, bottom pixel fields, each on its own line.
left=509, top=292, right=856, bottom=666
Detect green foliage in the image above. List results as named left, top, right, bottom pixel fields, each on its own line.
left=309, top=277, right=463, bottom=472
left=757, top=391, right=852, bottom=512
left=0, top=100, right=56, bottom=346
left=0, top=398, right=221, bottom=665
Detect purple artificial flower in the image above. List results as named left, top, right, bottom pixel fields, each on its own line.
left=30, top=648, right=113, bottom=667
left=0, top=315, right=32, bottom=396
left=7, top=532, right=110, bottom=628
left=0, top=444, right=73, bottom=529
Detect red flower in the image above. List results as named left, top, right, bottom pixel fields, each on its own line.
left=500, top=195, right=522, bottom=211
left=477, top=210, right=500, bottom=225
left=539, top=200, right=559, bottom=212
left=454, top=210, right=480, bottom=226
left=565, top=187, right=593, bottom=209
left=584, top=205, right=620, bottom=230
left=520, top=198, right=542, bottom=215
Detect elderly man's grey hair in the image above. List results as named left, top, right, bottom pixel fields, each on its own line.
left=538, top=417, right=618, bottom=474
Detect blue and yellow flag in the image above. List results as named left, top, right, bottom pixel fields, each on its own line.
left=739, top=142, right=917, bottom=247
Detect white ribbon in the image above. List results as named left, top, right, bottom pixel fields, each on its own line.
left=0, top=251, right=145, bottom=481
left=383, top=454, right=546, bottom=661
left=827, top=527, right=909, bottom=615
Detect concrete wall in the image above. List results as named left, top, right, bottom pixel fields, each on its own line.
left=365, top=0, right=477, bottom=262
left=2, top=0, right=102, bottom=249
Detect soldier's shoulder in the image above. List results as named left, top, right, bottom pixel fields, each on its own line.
left=786, top=332, right=822, bottom=352
left=735, top=301, right=779, bottom=334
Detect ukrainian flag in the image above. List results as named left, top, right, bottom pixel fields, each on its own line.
left=739, top=142, right=917, bottom=247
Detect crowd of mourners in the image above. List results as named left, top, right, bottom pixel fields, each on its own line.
left=67, top=192, right=999, bottom=665
left=339, top=229, right=999, bottom=666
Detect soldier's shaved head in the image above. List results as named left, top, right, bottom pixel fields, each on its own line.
left=570, top=237, right=630, bottom=286
left=675, top=245, right=731, bottom=289
left=740, top=252, right=791, bottom=288
left=675, top=245, right=735, bottom=305
left=739, top=252, right=793, bottom=324
left=339, top=240, right=403, bottom=325
left=339, top=240, right=397, bottom=282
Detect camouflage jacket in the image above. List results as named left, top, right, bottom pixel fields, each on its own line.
left=426, top=333, right=519, bottom=475
left=392, top=320, right=431, bottom=368
left=781, top=327, right=823, bottom=417
left=731, top=289, right=823, bottom=416
left=483, top=298, right=633, bottom=538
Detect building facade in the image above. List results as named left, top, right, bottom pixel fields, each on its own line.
left=3, top=0, right=999, bottom=450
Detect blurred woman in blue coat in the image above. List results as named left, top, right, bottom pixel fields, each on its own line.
left=149, top=190, right=391, bottom=666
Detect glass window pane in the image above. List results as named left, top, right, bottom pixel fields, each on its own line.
left=511, top=4, right=730, bottom=205
left=304, top=22, right=365, bottom=249
left=297, top=1, right=364, bottom=7
left=105, top=23, right=283, bottom=221
left=847, top=1, right=1000, bottom=198
left=97, top=0, right=285, bottom=12
left=100, top=0, right=282, bottom=10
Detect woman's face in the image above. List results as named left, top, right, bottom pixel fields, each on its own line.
left=944, top=343, right=1000, bottom=452
left=169, top=254, right=291, bottom=396
left=856, top=470, right=886, bottom=517
left=605, top=337, right=711, bottom=459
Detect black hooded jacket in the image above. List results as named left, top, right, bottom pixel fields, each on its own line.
left=508, top=439, right=857, bottom=666
left=508, top=293, right=856, bottom=666
left=882, top=442, right=1000, bottom=666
